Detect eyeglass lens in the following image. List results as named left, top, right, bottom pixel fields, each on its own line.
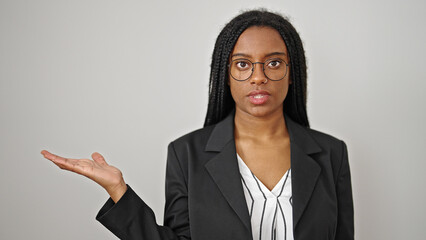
left=229, top=58, right=287, bottom=81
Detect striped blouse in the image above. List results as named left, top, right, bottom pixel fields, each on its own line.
left=237, top=153, right=294, bottom=240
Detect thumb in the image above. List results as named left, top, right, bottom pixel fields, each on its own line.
left=92, top=152, right=107, bottom=165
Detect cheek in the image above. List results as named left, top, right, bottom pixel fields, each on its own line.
left=275, top=82, right=290, bottom=102
left=229, top=84, right=239, bottom=101
left=229, top=82, right=247, bottom=103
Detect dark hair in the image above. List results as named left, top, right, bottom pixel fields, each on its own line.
left=203, top=9, right=309, bottom=127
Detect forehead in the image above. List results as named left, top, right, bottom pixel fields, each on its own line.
left=231, top=26, right=287, bottom=56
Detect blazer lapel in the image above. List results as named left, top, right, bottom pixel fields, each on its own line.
left=204, top=109, right=252, bottom=234
left=203, top=109, right=323, bottom=233
left=284, top=114, right=322, bottom=228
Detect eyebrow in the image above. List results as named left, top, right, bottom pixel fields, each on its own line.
left=231, top=52, right=287, bottom=58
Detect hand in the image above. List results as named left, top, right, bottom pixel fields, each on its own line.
left=41, top=150, right=127, bottom=203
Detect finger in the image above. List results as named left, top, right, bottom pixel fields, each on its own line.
left=51, top=157, right=93, bottom=176
left=41, top=150, right=53, bottom=158
left=91, top=152, right=107, bottom=165
left=41, top=151, right=68, bottom=164
left=41, top=151, right=81, bottom=170
left=41, top=151, right=97, bottom=179
left=41, top=150, right=60, bottom=162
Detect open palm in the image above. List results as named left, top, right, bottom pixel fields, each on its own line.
left=41, top=150, right=127, bottom=202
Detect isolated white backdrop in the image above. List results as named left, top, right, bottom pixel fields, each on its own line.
left=1, top=0, right=425, bottom=239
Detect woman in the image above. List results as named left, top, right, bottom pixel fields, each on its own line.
left=41, top=9, right=354, bottom=240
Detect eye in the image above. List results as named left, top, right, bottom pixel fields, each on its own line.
left=266, top=58, right=286, bottom=69
left=267, top=59, right=282, bottom=69
left=234, top=60, right=251, bottom=70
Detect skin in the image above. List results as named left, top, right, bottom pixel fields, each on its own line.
left=231, top=26, right=292, bottom=191
left=40, top=26, right=292, bottom=203
left=40, top=150, right=127, bottom=203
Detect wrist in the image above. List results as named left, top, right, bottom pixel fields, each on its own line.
left=107, top=180, right=127, bottom=203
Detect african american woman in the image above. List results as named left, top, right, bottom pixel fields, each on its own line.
left=41, top=9, right=354, bottom=240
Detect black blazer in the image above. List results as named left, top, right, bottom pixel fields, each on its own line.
left=96, top=110, right=354, bottom=240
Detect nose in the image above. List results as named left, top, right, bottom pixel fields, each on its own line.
left=250, top=63, right=267, bottom=85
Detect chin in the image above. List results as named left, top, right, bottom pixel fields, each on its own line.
left=243, top=106, right=280, bottom=118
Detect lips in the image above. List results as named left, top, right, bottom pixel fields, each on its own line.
left=248, top=90, right=270, bottom=105
left=248, top=90, right=270, bottom=97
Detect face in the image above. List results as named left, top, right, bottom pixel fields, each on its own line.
left=228, top=26, right=291, bottom=118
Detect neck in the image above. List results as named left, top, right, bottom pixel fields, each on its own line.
left=234, top=107, right=289, bottom=142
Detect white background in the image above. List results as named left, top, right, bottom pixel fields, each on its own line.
left=1, top=0, right=425, bottom=239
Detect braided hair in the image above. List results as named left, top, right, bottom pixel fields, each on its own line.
left=203, top=9, right=310, bottom=127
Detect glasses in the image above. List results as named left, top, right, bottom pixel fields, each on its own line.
left=228, top=58, right=289, bottom=81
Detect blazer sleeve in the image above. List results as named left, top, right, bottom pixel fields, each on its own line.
left=95, top=142, right=190, bottom=240
left=335, top=140, right=355, bottom=240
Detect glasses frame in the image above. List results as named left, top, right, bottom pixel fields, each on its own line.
left=228, top=57, right=289, bottom=82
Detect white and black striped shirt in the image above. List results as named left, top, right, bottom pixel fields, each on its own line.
left=237, top=153, right=294, bottom=240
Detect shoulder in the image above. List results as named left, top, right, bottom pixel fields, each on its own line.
left=306, top=126, right=347, bottom=159
left=168, top=124, right=216, bottom=150
left=303, top=126, right=349, bottom=180
left=306, top=127, right=346, bottom=149
left=165, top=124, right=218, bottom=170
left=285, top=113, right=347, bottom=155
